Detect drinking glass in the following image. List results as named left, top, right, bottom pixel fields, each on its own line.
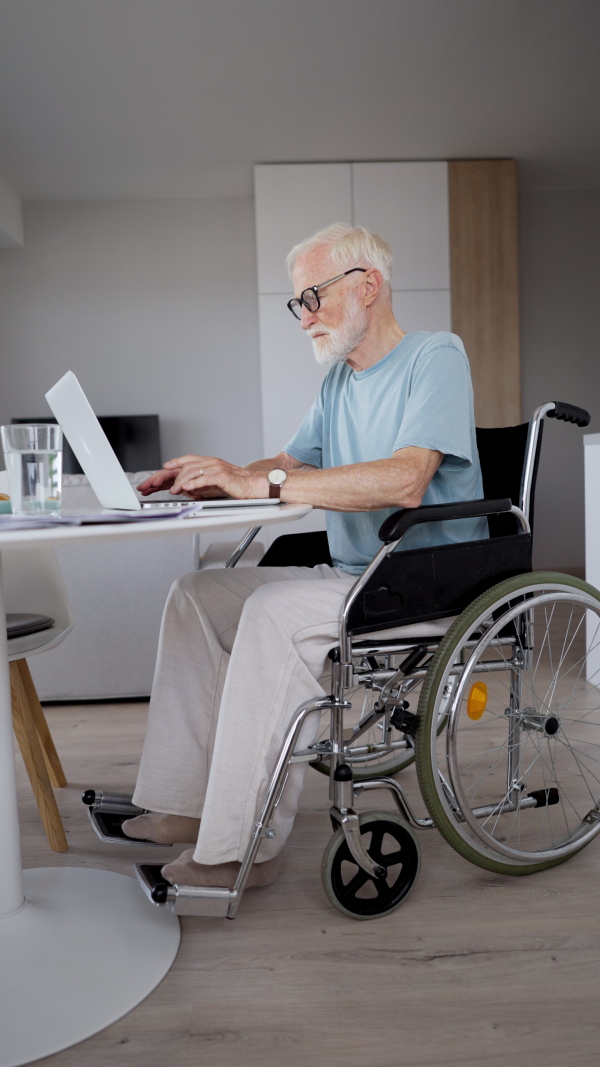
left=1, top=424, right=63, bottom=515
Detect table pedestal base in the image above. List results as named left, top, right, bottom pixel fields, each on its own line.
left=0, top=866, right=181, bottom=1067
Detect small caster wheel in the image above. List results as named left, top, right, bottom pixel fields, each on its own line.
left=321, top=810, right=421, bottom=920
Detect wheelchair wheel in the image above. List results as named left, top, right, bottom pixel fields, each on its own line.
left=416, top=572, right=600, bottom=875
left=321, top=810, right=421, bottom=919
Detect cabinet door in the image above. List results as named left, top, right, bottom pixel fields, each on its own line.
left=258, top=294, right=327, bottom=459
left=254, top=164, right=352, bottom=294
left=352, top=162, right=450, bottom=291
left=392, top=291, right=451, bottom=334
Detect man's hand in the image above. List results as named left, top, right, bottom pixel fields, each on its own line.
left=137, top=468, right=179, bottom=496
left=139, top=455, right=269, bottom=500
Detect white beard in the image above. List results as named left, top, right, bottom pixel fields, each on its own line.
left=309, top=297, right=368, bottom=367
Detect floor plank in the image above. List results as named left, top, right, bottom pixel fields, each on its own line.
left=14, top=701, right=600, bottom=1067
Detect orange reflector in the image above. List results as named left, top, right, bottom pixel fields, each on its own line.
left=467, top=682, right=488, bottom=720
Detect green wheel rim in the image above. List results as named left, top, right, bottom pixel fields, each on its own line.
left=415, top=572, right=600, bottom=876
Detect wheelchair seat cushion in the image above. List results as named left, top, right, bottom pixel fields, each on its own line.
left=356, top=617, right=455, bottom=643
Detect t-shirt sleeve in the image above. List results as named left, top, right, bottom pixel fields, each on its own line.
left=392, top=344, right=475, bottom=470
left=283, top=383, right=325, bottom=468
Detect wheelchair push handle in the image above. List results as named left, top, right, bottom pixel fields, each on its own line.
left=547, top=402, right=590, bottom=427
left=378, top=497, right=513, bottom=544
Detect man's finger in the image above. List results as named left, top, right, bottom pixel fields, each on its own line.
left=177, top=476, right=211, bottom=493
left=164, top=454, right=210, bottom=470
left=171, top=466, right=208, bottom=494
left=137, top=469, right=175, bottom=492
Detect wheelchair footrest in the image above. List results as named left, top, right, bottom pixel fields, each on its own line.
left=135, top=864, right=175, bottom=905
left=82, top=788, right=172, bottom=846
left=134, top=863, right=233, bottom=917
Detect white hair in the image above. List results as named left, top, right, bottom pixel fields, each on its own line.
left=286, top=223, right=393, bottom=285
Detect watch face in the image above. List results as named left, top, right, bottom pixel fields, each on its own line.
left=268, top=468, right=286, bottom=486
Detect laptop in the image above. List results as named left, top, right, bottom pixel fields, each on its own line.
left=45, top=371, right=279, bottom=512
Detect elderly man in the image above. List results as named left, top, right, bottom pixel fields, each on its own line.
left=123, top=223, right=486, bottom=889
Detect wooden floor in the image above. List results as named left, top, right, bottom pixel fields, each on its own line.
left=15, top=700, right=600, bottom=1067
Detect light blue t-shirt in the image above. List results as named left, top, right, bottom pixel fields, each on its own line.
left=284, top=331, right=487, bottom=575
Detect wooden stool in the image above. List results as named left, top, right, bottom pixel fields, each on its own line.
left=10, top=658, right=68, bottom=852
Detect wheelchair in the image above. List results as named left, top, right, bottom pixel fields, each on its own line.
left=84, top=400, right=600, bottom=921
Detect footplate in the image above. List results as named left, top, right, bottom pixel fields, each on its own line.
left=82, top=789, right=172, bottom=847
left=134, top=863, right=234, bottom=917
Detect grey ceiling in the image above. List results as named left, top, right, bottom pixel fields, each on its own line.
left=0, top=0, right=598, bottom=200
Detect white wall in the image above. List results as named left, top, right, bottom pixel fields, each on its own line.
left=0, top=172, right=23, bottom=248
left=520, top=188, right=600, bottom=571
left=0, top=197, right=262, bottom=466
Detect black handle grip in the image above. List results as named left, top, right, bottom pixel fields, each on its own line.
left=378, top=497, right=513, bottom=543
left=547, top=402, right=590, bottom=428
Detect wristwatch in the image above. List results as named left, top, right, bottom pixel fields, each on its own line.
left=267, top=468, right=288, bottom=499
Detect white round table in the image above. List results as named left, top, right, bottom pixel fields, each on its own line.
left=0, top=503, right=311, bottom=1067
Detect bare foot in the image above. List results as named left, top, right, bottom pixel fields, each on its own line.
left=161, top=849, right=281, bottom=890
left=121, top=813, right=200, bottom=844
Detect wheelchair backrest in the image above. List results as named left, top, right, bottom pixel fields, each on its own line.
left=476, top=422, right=543, bottom=537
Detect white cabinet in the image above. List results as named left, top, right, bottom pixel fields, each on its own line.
left=352, top=162, right=450, bottom=291
left=391, top=290, right=451, bottom=333
left=254, top=164, right=352, bottom=294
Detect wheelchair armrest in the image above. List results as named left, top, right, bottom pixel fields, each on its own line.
left=378, top=498, right=513, bottom=544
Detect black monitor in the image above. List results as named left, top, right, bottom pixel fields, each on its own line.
left=11, top=415, right=161, bottom=475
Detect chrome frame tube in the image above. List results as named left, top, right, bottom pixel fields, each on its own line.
left=224, top=526, right=262, bottom=568
left=333, top=808, right=388, bottom=877
left=510, top=504, right=531, bottom=534
left=353, top=777, right=433, bottom=830
left=520, top=403, right=555, bottom=524
left=339, top=539, right=401, bottom=679
left=507, top=650, right=524, bottom=804
left=229, top=695, right=340, bottom=916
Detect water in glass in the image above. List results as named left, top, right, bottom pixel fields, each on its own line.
left=1, top=424, right=63, bottom=515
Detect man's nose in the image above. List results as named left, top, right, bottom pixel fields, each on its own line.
left=300, top=303, right=318, bottom=330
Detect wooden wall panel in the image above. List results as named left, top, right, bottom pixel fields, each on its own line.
left=448, top=159, right=520, bottom=427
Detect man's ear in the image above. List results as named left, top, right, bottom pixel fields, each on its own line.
left=362, top=268, right=383, bottom=306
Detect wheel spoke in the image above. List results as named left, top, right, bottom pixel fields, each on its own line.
left=376, top=877, right=393, bottom=898
left=377, top=849, right=403, bottom=867
left=367, top=824, right=385, bottom=857
left=421, top=580, right=600, bottom=870
left=340, top=867, right=370, bottom=900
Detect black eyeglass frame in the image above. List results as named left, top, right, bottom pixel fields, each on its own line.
left=286, top=268, right=367, bottom=320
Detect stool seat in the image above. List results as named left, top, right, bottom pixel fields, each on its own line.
left=6, top=613, right=55, bottom=639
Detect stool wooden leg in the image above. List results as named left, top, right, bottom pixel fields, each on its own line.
left=16, top=659, right=67, bottom=788
left=10, top=662, right=68, bottom=853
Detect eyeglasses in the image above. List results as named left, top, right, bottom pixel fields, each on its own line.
left=286, top=268, right=367, bottom=320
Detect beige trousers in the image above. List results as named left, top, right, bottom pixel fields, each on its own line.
left=132, top=564, right=356, bottom=864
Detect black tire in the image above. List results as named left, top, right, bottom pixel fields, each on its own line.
left=321, top=810, right=421, bottom=919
